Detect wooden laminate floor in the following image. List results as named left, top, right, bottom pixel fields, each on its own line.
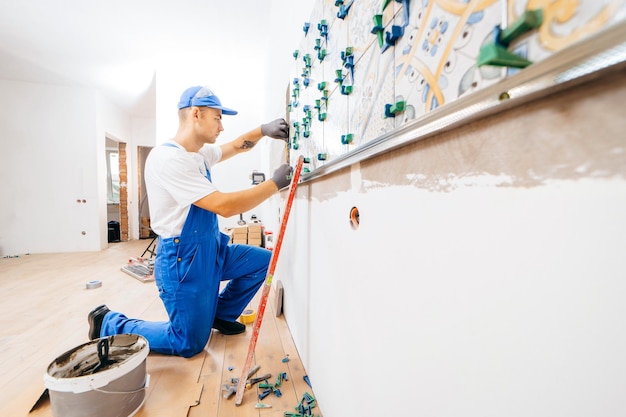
left=0, top=239, right=321, bottom=417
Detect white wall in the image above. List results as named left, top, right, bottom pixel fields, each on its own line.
left=0, top=79, right=145, bottom=255
left=0, top=80, right=97, bottom=255
left=274, top=69, right=626, bottom=416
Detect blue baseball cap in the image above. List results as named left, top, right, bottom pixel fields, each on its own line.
left=177, top=86, right=238, bottom=115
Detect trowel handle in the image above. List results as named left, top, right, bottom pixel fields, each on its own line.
left=97, top=338, right=109, bottom=364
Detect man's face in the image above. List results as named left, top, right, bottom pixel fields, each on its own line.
left=195, top=107, right=223, bottom=143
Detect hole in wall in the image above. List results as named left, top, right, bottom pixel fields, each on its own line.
left=349, top=206, right=360, bottom=230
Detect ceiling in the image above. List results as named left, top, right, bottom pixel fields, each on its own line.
left=0, top=0, right=273, bottom=117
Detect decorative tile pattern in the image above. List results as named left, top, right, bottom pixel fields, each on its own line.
left=287, top=0, right=626, bottom=166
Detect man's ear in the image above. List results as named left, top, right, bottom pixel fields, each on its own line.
left=191, top=106, right=201, bottom=120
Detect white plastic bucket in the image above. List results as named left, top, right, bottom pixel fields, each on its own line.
left=44, top=334, right=150, bottom=417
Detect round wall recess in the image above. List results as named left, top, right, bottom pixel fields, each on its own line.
left=349, top=206, right=360, bottom=230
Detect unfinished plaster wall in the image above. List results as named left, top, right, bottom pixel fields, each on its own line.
left=276, top=66, right=626, bottom=416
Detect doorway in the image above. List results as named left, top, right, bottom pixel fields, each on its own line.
left=138, top=146, right=154, bottom=240
left=106, top=138, right=128, bottom=242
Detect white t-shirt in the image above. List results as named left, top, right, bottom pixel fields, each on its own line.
left=145, top=141, right=222, bottom=238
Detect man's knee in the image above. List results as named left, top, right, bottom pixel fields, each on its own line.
left=170, top=328, right=210, bottom=358
left=175, top=339, right=207, bottom=358
left=256, top=247, right=272, bottom=270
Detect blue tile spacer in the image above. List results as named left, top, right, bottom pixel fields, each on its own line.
left=337, top=1, right=354, bottom=19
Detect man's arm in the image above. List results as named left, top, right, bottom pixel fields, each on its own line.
left=194, top=180, right=278, bottom=218
left=193, top=163, right=292, bottom=218
left=219, top=126, right=263, bottom=162
left=219, top=119, right=289, bottom=162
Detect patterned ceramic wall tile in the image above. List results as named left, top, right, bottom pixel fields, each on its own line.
left=344, top=0, right=398, bottom=149
left=348, top=0, right=396, bottom=63
left=287, top=50, right=302, bottom=156
left=323, top=89, right=349, bottom=162
left=394, top=0, right=503, bottom=124
left=349, top=39, right=397, bottom=146
left=326, top=11, right=348, bottom=93
left=319, top=9, right=348, bottom=167
left=323, top=0, right=340, bottom=30
left=289, top=0, right=626, bottom=167
left=506, top=0, right=626, bottom=75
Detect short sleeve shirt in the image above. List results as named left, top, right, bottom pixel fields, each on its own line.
left=145, top=141, right=222, bottom=238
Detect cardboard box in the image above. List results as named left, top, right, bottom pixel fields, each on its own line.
left=248, top=224, right=263, bottom=233
left=247, top=237, right=262, bottom=246
left=247, top=232, right=262, bottom=240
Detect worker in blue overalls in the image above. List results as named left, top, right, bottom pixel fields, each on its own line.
left=87, top=85, right=293, bottom=357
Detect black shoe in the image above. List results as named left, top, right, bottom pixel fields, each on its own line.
left=88, top=304, right=110, bottom=340
left=212, top=317, right=246, bottom=335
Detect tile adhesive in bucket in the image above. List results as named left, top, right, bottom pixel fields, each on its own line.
left=44, top=334, right=149, bottom=417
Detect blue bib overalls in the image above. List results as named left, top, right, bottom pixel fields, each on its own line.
left=101, top=145, right=270, bottom=357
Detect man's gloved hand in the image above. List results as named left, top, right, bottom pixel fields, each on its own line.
left=261, top=119, right=289, bottom=140
left=271, top=163, right=294, bottom=190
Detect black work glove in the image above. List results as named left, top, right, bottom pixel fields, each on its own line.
left=261, top=118, right=289, bottom=140
left=271, top=164, right=293, bottom=190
